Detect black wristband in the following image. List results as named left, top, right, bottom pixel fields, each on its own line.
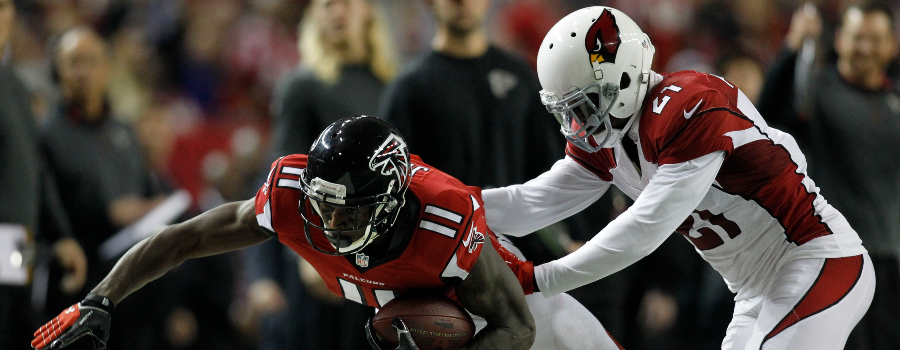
left=83, top=293, right=115, bottom=313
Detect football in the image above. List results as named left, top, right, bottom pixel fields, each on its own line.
left=372, top=293, right=475, bottom=350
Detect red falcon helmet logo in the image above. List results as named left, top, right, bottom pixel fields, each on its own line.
left=585, top=9, right=621, bottom=64
left=369, top=133, right=410, bottom=187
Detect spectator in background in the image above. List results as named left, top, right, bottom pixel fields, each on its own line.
left=0, top=0, right=87, bottom=347
left=757, top=2, right=900, bottom=349
left=269, top=0, right=396, bottom=157
left=107, top=25, right=161, bottom=124
left=716, top=53, right=764, bottom=103
left=245, top=0, right=398, bottom=348
left=41, top=26, right=171, bottom=349
left=379, top=0, right=559, bottom=191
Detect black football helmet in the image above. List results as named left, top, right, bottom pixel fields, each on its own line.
left=299, top=116, right=411, bottom=255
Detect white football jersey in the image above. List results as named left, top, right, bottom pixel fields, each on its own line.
left=484, top=71, right=866, bottom=301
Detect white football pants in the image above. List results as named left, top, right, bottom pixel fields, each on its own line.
left=722, top=253, right=875, bottom=350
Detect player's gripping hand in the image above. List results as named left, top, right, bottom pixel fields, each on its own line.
left=366, top=317, right=419, bottom=350
left=31, top=294, right=115, bottom=350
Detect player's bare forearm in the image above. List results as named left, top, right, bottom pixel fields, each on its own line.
left=92, top=200, right=271, bottom=304
left=456, top=236, right=536, bottom=349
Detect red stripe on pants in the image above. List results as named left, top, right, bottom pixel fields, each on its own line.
left=763, top=255, right=864, bottom=345
left=606, top=330, right=625, bottom=350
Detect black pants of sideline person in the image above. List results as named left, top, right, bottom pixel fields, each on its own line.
left=0, top=285, right=35, bottom=350
left=846, top=255, right=900, bottom=350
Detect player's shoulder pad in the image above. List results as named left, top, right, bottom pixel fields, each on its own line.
left=262, top=154, right=308, bottom=192
left=644, top=71, right=738, bottom=118
left=254, top=154, right=309, bottom=236
left=411, top=188, right=487, bottom=286
left=639, top=71, right=751, bottom=164
left=277, top=154, right=309, bottom=169
left=405, top=156, right=481, bottom=246
left=405, top=154, right=452, bottom=186
left=412, top=178, right=476, bottom=223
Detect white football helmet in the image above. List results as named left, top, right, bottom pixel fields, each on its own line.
left=537, top=7, right=655, bottom=152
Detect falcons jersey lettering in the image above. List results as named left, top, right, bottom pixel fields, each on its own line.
left=254, top=154, right=534, bottom=307
left=566, top=71, right=865, bottom=299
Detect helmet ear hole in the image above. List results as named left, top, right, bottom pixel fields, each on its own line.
left=620, top=73, right=631, bottom=90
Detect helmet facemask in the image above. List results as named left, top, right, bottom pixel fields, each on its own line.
left=299, top=174, right=402, bottom=256
left=542, top=82, right=622, bottom=152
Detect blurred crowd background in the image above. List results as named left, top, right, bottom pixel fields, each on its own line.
left=2, top=0, right=898, bottom=349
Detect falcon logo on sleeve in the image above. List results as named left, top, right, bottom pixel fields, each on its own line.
left=369, top=133, right=410, bottom=187
left=263, top=167, right=275, bottom=195
left=463, top=225, right=486, bottom=254
left=585, top=9, right=621, bottom=65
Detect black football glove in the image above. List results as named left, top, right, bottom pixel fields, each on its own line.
left=366, top=317, right=419, bottom=350
left=32, top=294, right=115, bottom=350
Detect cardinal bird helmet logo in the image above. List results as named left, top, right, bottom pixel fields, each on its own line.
left=585, top=9, right=621, bottom=65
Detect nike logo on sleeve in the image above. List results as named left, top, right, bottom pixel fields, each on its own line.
left=684, top=99, right=703, bottom=119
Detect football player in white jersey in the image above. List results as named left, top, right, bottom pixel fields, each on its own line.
left=481, top=6, right=874, bottom=350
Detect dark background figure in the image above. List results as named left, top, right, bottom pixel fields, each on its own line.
left=378, top=0, right=560, bottom=192
left=0, top=0, right=87, bottom=348
left=757, top=2, right=900, bottom=350
left=40, top=26, right=173, bottom=350
left=244, top=0, right=398, bottom=349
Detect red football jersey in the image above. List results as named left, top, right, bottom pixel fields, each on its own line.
left=254, top=154, right=535, bottom=307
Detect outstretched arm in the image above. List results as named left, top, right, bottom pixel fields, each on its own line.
left=456, top=235, right=536, bottom=350
left=536, top=151, right=725, bottom=296
left=33, top=199, right=271, bottom=349
left=94, top=199, right=271, bottom=304
left=482, top=156, right=610, bottom=236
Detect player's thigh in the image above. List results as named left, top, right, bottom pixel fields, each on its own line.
left=721, top=299, right=762, bottom=350
left=493, top=235, right=622, bottom=349
left=526, top=292, right=622, bottom=350
left=746, top=254, right=874, bottom=350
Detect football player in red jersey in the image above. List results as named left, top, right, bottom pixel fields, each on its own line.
left=481, top=6, right=875, bottom=350
left=31, top=116, right=622, bottom=350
